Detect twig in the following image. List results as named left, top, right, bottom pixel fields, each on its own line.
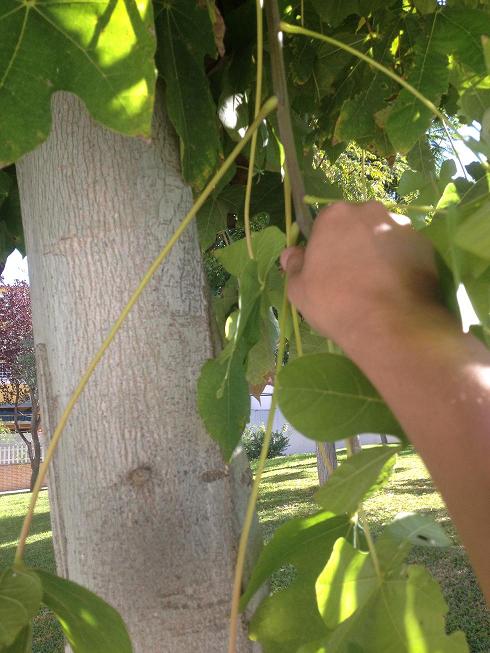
left=264, top=0, right=313, bottom=238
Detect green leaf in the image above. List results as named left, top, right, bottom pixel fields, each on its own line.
left=246, top=516, right=350, bottom=653
left=196, top=197, right=229, bottom=251
left=314, top=446, right=399, bottom=515
left=3, top=625, right=32, bottom=653
left=0, top=567, right=41, bottom=647
left=454, top=199, right=490, bottom=260
left=386, top=30, right=449, bottom=153
left=432, top=9, right=490, bottom=76
left=198, top=259, right=265, bottom=459
left=414, top=0, right=438, bottom=14
left=35, top=568, right=132, bottom=653
left=288, top=322, right=329, bottom=360
left=276, top=353, right=405, bottom=442
left=240, top=513, right=350, bottom=610
left=335, top=73, right=397, bottom=157
left=215, top=227, right=286, bottom=283
left=0, top=167, right=24, bottom=262
left=310, top=541, right=469, bottom=653
left=315, top=538, right=375, bottom=628
left=382, top=512, right=452, bottom=548
left=197, top=348, right=250, bottom=460
left=0, top=1, right=156, bottom=165
left=311, top=0, right=360, bottom=27
left=154, top=0, right=222, bottom=191
left=246, top=304, right=279, bottom=385
left=249, top=575, right=329, bottom=653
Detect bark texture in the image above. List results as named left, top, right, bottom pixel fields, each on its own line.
left=316, top=442, right=338, bottom=486
left=17, top=92, right=257, bottom=652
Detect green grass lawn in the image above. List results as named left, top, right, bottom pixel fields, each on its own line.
left=0, top=490, right=64, bottom=653
left=254, top=449, right=490, bottom=653
left=1, top=450, right=488, bottom=652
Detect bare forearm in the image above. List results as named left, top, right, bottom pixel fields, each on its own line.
left=342, top=305, right=490, bottom=601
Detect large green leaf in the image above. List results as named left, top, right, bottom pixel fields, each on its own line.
left=432, top=9, right=490, bottom=76
left=35, top=569, right=132, bottom=653
left=314, top=446, right=399, bottom=515
left=454, top=198, right=490, bottom=260
left=307, top=539, right=468, bottom=653
left=311, top=0, right=360, bottom=27
left=382, top=512, right=452, bottom=548
left=246, top=516, right=350, bottom=653
left=276, top=353, right=405, bottom=442
left=0, top=567, right=41, bottom=648
left=215, top=227, right=286, bottom=283
left=197, top=345, right=251, bottom=461
left=198, top=258, right=265, bottom=459
left=386, top=28, right=449, bottom=153
left=240, top=513, right=350, bottom=610
left=154, top=0, right=222, bottom=191
left=3, top=626, right=31, bottom=653
left=246, top=304, right=279, bottom=385
left=0, top=167, right=23, bottom=263
left=196, top=197, right=229, bottom=251
left=0, top=0, right=156, bottom=166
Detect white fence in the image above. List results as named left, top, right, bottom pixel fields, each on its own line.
left=0, top=444, right=45, bottom=465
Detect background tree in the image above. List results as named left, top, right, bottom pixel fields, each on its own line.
left=0, top=280, right=41, bottom=490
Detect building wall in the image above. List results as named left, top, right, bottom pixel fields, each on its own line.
left=0, top=463, right=32, bottom=492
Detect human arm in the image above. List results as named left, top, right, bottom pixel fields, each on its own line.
left=281, top=201, right=490, bottom=602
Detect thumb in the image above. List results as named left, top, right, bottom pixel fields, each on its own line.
left=280, top=246, right=305, bottom=276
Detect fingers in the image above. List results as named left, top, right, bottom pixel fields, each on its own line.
left=281, top=246, right=306, bottom=309
left=280, top=246, right=304, bottom=275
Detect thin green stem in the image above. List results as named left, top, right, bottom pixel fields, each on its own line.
left=358, top=506, right=382, bottom=580
left=14, top=96, right=279, bottom=566
left=304, top=194, right=441, bottom=214
left=346, top=439, right=382, bottom=579
left=244, top=0, right=265, bottom=259
left=227, top=283, right=289, bottom=653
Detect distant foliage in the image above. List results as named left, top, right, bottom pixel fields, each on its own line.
left=242, top=424, right=290, bottom=460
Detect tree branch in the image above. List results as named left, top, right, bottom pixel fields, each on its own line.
left=264, top=0, right=313, bottom=238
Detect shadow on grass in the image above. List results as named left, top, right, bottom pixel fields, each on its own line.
left=0, top=534, right=56, bottom=570
left=0, top=511, right=51, bottom=539
left=389, top=478, right=436, bottom=495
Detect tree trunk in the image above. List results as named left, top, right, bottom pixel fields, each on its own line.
left=17, top=92, right=257, bottom=652
left=348, top=435, right=362, bottom=454
left=316, top=442, right=338, bottom=486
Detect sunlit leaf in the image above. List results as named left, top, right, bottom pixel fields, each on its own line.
left=306, top=539, right=468, bottom=653
left=314, top=446, right=399, bottom=515
left=386, top=30, right=449, bottom=153
left=276, top=353, right=404, bottom=442
left=36, top=569, right=132, bottom=653
left=0, top=567, right=41, bottom=648
left=0, top=0, right=156, bottom=165
left=241, top=513, right=349, bottom=610
left=154, top=0, right=222, bottom=191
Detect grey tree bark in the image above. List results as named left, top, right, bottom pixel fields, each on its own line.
left=316, top=442, right=338, bottom=486
left=17, top=92, right=258, bottom=652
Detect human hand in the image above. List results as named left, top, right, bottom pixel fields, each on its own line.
left=280, top=201, right=440, bottom=353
